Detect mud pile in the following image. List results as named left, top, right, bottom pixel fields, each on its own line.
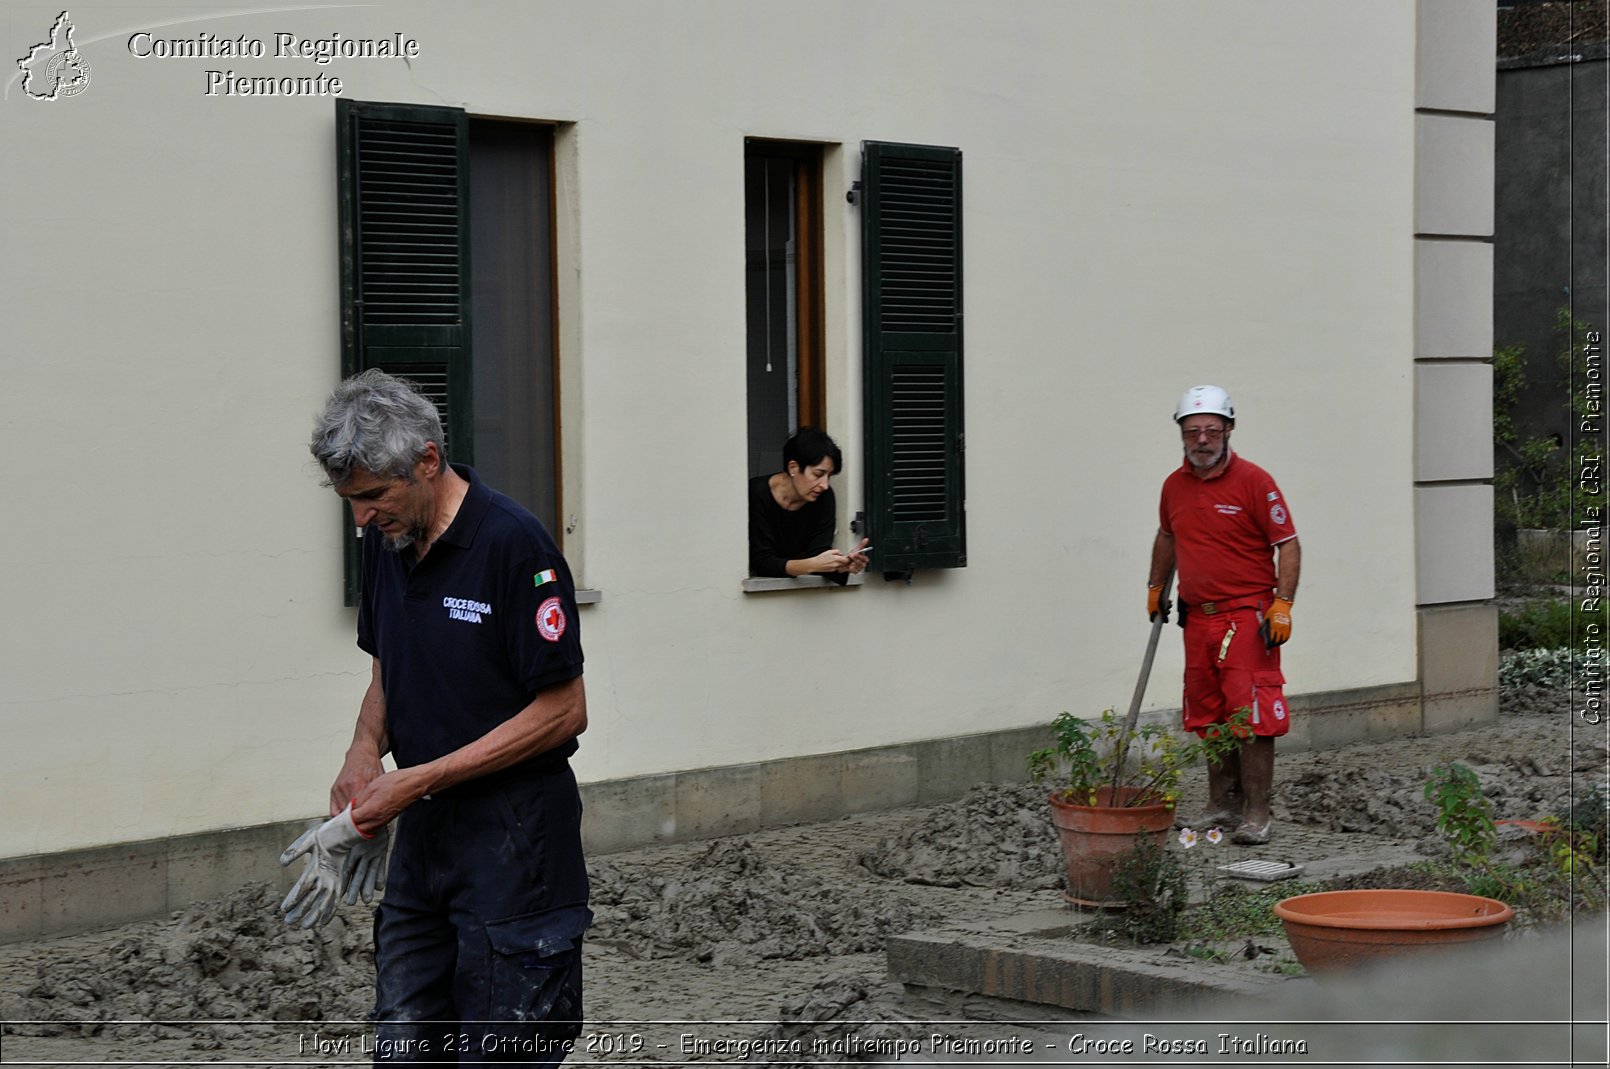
left=7, top=838, right=944, bottom=1042
left=587, top=840, right=944, bottom=964
left=855, top=784, right=1062, bottom=889
left=1278, top=764, right=1451, bottom=838
left=763, top=974, right=931, bottom=1065
left=1277, top=702, right=1589, bottom=841
left=3, top=884, right=372, bottom=1043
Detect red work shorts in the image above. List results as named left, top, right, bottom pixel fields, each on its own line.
left=1181, top=604, right=1289, bottom=738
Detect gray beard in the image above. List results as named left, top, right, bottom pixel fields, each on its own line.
left=381, top=524, right=427, bottom=553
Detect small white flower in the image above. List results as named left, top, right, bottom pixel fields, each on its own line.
left=1178, top=828, right=1198, bottom=848
left=1206, top=828, right=1224, bottom=845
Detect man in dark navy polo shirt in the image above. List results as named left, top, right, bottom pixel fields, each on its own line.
left=309, top=369, right=589, bottom=1065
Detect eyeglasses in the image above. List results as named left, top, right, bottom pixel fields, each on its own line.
left=1180, top=425, right=1227, bottom=440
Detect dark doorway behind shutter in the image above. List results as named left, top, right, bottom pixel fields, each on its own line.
left=468, top=120, right=558, bottom=537
left=336, top=99, right=472, bottom=605
left=860, top=141, right=966, bottom=573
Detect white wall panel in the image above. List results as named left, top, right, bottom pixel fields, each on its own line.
left=1416, top=485, right=1498, bottom=603
left=1416, top=363, right=1494, bottom=482
left=2, top=0, right=1453, bottom=857
left=1416, top=115, right=1497, bottom=236
left=1416, top=240, right=1496, bottom=359
left=1417, top=0, right=1498, bottom=113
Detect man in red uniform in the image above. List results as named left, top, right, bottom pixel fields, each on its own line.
left=1147, top=385, right=1301, bottom=845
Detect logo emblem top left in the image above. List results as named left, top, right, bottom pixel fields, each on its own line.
left=18, top=12, right=91, bottom=100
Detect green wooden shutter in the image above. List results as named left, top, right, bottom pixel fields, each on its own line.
left=861, top=141, right=965, bottom=572
left=336, top=98, right=472, bottom=604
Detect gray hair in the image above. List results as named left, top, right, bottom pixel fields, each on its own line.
left=310, top=368, right=445, bottom=486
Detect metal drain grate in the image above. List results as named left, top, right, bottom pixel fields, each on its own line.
left=1217, top=859, right=1305, bottom=882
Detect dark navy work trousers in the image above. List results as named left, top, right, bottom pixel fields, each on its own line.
left=371, top=764, right=590, bottom=1067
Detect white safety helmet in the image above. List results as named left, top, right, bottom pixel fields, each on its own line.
left=1173, top=384, right=1235, bottom=423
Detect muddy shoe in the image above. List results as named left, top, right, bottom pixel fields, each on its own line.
left=1175, top=807, right=1241, bottom=830
left=1231, top=819, right=1271, bottom=845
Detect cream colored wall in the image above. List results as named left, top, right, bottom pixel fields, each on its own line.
left=1, top=0, right=1441, bottom=858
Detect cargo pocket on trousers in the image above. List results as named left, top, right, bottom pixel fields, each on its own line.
left=484, top=903, right=592, bottom=1033
left=1251, top=670, right=1289, bottom=735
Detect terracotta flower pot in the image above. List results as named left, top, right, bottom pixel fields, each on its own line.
left=1274, top=889, right=1514, bottom=975
left=1047, top=786, right=1176, bottom=908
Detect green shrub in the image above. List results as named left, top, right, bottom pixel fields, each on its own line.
left=1557, top=783, right=1609, bottom=864
left=1425, top=763, right=1497, bottom=869
left=1499, top=599, right=1589, bottom=651
left=1178, top=881, right=1327, bottom=942
left=1493, top=310, right=1601, bottom=534
left=1500, top=647, right=1588, bottom=689
left=1101, top=834, right=1188, bottom=944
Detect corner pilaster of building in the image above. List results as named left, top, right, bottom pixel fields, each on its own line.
left=1418, top=602, right=1501, bottom=730
left=1412, top=0, right=1499, bottom=729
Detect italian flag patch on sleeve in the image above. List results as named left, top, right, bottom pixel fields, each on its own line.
left=533, top=569, right=557, bottom=588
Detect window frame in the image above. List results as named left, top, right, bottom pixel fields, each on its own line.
left=745, top=138, right=827, bottom=479
left=335, top=100, right=566, bottom=604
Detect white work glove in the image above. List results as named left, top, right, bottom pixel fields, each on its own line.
left=343, top=821, right=391, bottom=906
left=278, top=804, right=372, bottom=929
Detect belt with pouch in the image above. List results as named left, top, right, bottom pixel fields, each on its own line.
left=1187, top=593, right=1267, bottom=616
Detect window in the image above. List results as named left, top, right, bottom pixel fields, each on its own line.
left=336, top=99, right=559, bottom=604
left=467, top=121, right=558, bottom=534
left=745, top=139, right=825, bottom=479
left=860, top=141, right=966, bottom=572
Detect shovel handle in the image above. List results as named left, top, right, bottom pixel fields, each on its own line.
left=1112, top=566, right=1175, bottom=781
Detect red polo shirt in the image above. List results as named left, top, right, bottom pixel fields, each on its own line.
left=1159, top=451, right=1296, bottom=606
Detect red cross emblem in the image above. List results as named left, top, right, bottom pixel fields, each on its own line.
left=535, top=596, right=567, bottom=642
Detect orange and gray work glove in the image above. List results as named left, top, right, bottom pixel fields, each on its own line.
left=1262, top=598, right=1294, bottom=648
left=1147, top=585, right=1170, bottom=623
left=278, top=804, right=384, bottom=928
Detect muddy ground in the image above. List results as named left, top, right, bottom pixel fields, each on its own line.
left=1, top=675, right=1604, bottom=1065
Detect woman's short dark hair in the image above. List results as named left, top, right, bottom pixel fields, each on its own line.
left=782, top=427, right=843, bottom=477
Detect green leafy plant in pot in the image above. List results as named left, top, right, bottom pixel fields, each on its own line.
left=1028, top=708, right=1249, bottom=908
